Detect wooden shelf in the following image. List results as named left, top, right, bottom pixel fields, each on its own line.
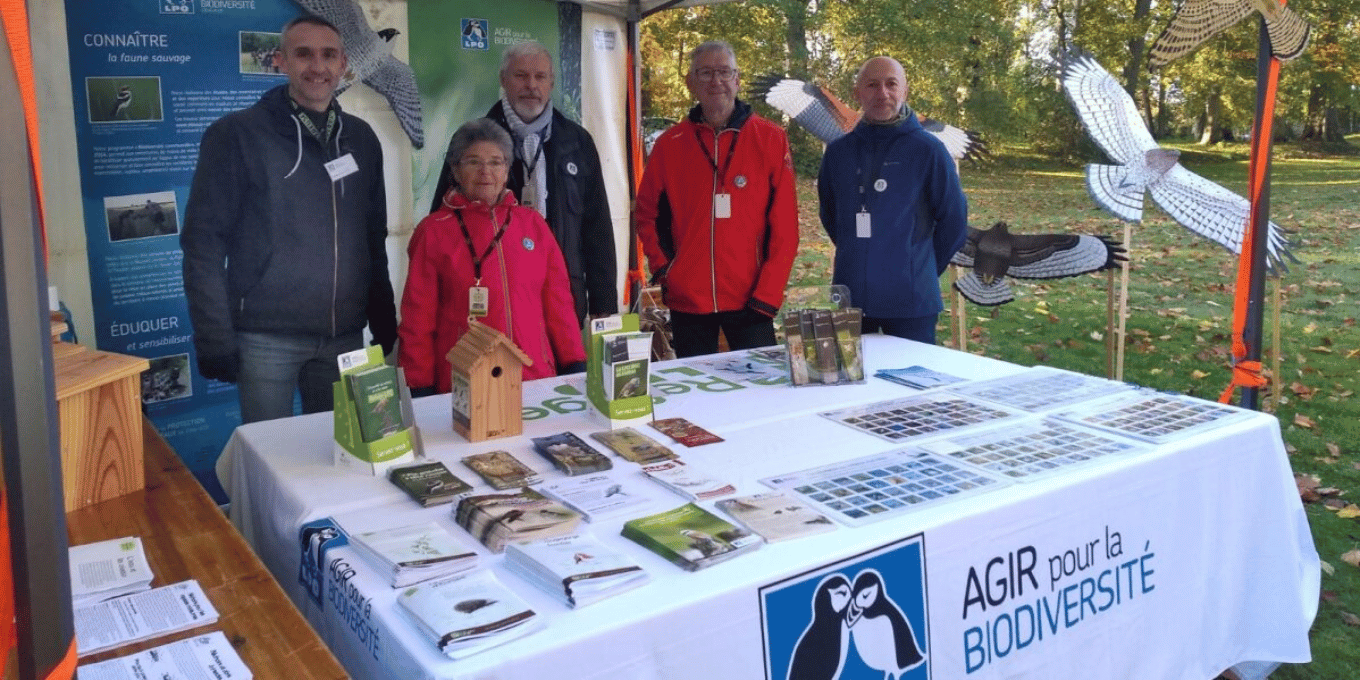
left=67, top=421, right=347, bottom=678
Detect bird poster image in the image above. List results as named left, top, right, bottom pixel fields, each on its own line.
left=761, top=534, right=929, bottom=680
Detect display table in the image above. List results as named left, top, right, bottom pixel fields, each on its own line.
left=69, top=419, right=346, bottom=678
left=218, top=336, right=1318, bottom=680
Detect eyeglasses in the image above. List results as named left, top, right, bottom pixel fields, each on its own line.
left=694, top=68, right=738, bottom=83
left=459, top=158, right=507, bottom=171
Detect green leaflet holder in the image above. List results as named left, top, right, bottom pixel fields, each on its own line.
left=333, top=345, right=423, bottom=476
left=585, top=314, right=655, bottom=428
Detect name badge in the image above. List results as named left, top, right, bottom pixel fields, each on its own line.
left=468, top=286, right=489, bottom=317
left=856, top=211, right=872, bottom=238
left=520, top=182, right=537, bottom=208
left=714, top=193, right=732, bottom=219
left=325, top=153, right=360, bottom=181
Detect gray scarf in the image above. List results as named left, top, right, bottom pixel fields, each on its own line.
left=501, top=96, right=552, bottom=218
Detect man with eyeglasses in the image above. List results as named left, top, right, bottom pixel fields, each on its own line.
left=182, top=15, right=397, bottom=423
left=636, top=40, right=799, bottom=358
left=429, top=41, right=618, bottom=325
left=817, top=56, right=967, bottom=344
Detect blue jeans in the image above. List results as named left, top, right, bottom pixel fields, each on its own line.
left=236, top=330, right=363, bottom=423
left=863, top=315, right=939, bottom=345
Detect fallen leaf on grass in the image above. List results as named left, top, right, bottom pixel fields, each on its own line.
left=1342, top=549, right=1360, bottom=568
left=1338, top=505, right=1360, bottom=519
left=1297, top=473, right=1322, bottom=502
left=1324, top=498, right=1347, bottom=509
left=1322, top=590, right=1339, bottom=603
left=1191, top=369, right=1210, bottom=380
left=1344, top=612, right=1360, bottom=627
left=1327, top=443, right=1342, bottom=457
left=1316, top=487, right=1343, bottom=497
left=1294, top=414, right=1317, bottom=429
left=1321, top=561, right=1335, bottom=576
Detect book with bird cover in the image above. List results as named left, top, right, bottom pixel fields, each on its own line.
left=716, top=492, right=837, bottom=543
left=396, top=569, right=541, bottom=659
left=590, top=427, right=677, bottom=464
left=504, top=533, right=650, bottom=608
left=389, top=461, right=473, bottom=507
left=640, top=460, right=735, bottom=501
left=347, top=363, right=404, bottom=442
left=461, top=450, right=541, bottom=490
left=621, top=503, right=761, bottom=571
left=538, top=474, right=650, bottom=522
left=454, top=488, right=582, bottom=553
left=530, top=432, right=613, bottom=476
left=349, top=521, right=478, bottom=588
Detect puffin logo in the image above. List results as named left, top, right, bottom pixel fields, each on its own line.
left=298, top=518, right=347, bottom=608
left=761, top=534, right=930, bottom=680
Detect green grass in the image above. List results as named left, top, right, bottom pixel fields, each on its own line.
left=789, top=140, right=1360, bottom=679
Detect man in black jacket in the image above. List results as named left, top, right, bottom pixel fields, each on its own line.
left=182, top=15, right=397, bottom=423
left=429, top=41, right=617, bottom=323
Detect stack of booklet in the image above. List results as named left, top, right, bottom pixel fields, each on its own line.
left=531, top=432, right=613, bottom=475
left=349, top=521, right=479, bottom=588
left=397, top=569, right=542, bottom=660
left=454, top=488, right=582, bottom=553
left=461, top=451, right=542, bottom=490
left=69, top=536, right=153, bottom=608
left=504, top=533, right=650, bottom=608
left=75, top=580, right=219, bottom=656
left=622, top=503, right=762, bottom=571
left=538, top=474, right=652, bottom=522
left=641, top=460, right=735, bottom=501
left=77, top=632, right=251, bottom=680
left=389, top=461, right=473, bottom=507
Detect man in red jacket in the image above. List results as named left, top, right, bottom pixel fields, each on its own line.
left=635, top=40, right=799, bottom=358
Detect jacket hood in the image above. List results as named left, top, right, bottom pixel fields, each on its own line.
left=686, top=98, right=754, bottom=131
left=852, top=107, right=922, bottom=139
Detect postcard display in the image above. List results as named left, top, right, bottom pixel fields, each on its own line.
left=584, top=314, right=654, bottom=427
left=334, top=346, right=422, bottom=475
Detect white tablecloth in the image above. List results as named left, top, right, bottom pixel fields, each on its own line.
left=219, top=336, right=1318, bottom=680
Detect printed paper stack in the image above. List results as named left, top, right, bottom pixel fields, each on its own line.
left=69, top=536, right=153, bottom=608
left=716, top=492, right=837, bottom=543
left=397, top=569, right=542, bottom=660
left=349, top=521, right=479, bottom=588
left=75, top=580, right=219, bottom=656
left=641, top=460, right=735, bottom=501
left=621, top=503, right=762, bottom=571
left=531, top=432, right=613, bottom=475
left=539, top=474, right=652, bottom=522
left=504, top=533, right=650, bottom=608
left=77, top=631, right=251, bottom=680
left=455, top=488, right=583, bottom=553
left=389, top=461, right=473, bottom=507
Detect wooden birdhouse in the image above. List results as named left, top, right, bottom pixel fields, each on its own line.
left=445, top=321, right=533, bottom=442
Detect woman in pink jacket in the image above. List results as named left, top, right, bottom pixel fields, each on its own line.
left=398, top=118, right=585, bottom=395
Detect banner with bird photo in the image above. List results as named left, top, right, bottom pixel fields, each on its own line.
left=62, top=0, right=301, bottom=502
left=406, top=0, right=561, bottom=213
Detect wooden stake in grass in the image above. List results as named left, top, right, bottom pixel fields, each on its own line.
left=1115, top=222, right=1133, bottom=381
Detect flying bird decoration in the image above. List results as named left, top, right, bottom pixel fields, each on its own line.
left=293, top=0, right=425, bottom=148
left=950, top=222, right=1127, bottom=306
left=1062, top=51, right=1293, bottom=272
left=1148, top=0, right=1311, bottom=68
left=750, top=75, right=990, bottom=164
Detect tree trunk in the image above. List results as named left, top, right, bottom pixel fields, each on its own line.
left=782, top=0, right=810, bottom=79
left=1199, top=91, right=1222, bottom=145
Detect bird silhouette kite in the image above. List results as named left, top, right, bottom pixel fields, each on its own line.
left=1148, top=0, right=1311, bottom=68
left=950, top=222, right=1127, bottom=306
left=1062, top=51, right=1293, bottom=272
left=750, top=75, right=990, bottom=164
left=293, top=0, right=425, bottom=148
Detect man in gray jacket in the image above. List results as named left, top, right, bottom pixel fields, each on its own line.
left=182, top=15, right=396, bottom=423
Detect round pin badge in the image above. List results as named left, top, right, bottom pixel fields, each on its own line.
left=734, top=175, right=748, bottom=188
left=566, top=162, right=578, bottom=176
left=873, top=178, right=888, bottom=192
left=522, top=238, right=535, bottom=250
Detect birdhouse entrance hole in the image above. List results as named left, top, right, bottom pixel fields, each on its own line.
left=492, top=366, right=502, bottom=378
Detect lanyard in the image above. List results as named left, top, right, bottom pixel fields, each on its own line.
left=294, top=105, right=336, bottom=148
left=518, top=140, right=545, bottom=181
left=452, top=200, right=511, bottom=282
left=692, top=127, right=739, bottom=189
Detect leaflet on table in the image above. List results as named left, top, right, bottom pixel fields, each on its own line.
left=504, top=533, right=650, bottom=608
left=641, top=460, right=735, bottom=501
left=396, top=569, right=542, bottom=660
left=69, top=536, right=153, bottom=608
left=538, top=474, right=652, bottom=521
left=715, top=492, right=837, bottom=543
left=75, top=580, right=219, bottom=657
left=621, top=503, right=762, bottom=571
left=874, top=365, right=966, bottom=390
left=348, top=521, right=479, bottom=588
left=76, top=631, right=250, bottom=680
left=945, top=365, right=1133, bottom=412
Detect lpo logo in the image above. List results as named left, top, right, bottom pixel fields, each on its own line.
left=761, top=534, right=930, bottom=680
left=461, top=18, right=489, bottom=51
left=159, top=0, right=194, bottom=14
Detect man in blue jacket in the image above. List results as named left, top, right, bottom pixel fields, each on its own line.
left=817, top=56, right=967, bottom=344
left=182, top=15, right=397, bottom=423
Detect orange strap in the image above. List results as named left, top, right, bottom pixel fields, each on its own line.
left=43, top=640, right=77, bottom=680
left=1, top=0, right=47, bottom=261
left=1220, top=14, right=1283, bottom=405
left=623, top=37, right=644, bottom=307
